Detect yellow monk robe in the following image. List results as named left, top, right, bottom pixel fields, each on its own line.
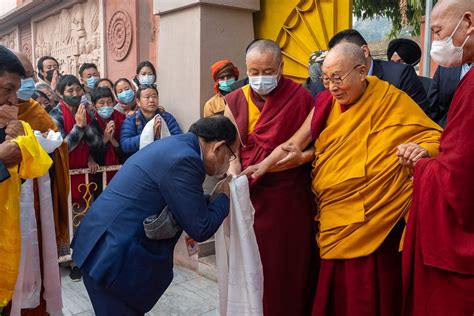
left=0, top=121, right=52, bottom=307
left=242, top=85, right=261, bottom=135
left=18, top=99, right=70, bottom=253
left=312, top=76, right=442, bottom=259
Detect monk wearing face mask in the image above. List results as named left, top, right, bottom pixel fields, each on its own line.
left=224, top=39, right=318, bottom=316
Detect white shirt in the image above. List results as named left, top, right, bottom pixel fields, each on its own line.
left=460, top=63, right=472, bottom=80
left=368, top=59, right=374, bottom=76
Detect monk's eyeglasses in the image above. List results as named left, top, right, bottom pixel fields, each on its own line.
left=320, top=64, right=362, bottom=86
left=225, top=143, right=237, bottom=162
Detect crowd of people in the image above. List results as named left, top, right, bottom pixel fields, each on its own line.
left=0, top=0, right=472, bottom=315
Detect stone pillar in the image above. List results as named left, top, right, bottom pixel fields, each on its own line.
left=104, top=0, right=139, bottom=81
left=154, top=0, right=260, bottom=131
left=153, top=0, right=259, bottom=271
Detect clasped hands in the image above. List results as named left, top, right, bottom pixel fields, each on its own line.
left=0, top=120, right=25, bottom=167
left=396, top=142, right=429, bottom=168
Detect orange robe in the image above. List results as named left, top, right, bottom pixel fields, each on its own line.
left=310, top=77, right=441, bottom=316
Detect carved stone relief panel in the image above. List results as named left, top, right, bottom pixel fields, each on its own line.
left=19, top=21, right=32, bottom=62
left=107, top=10, right=132, bottom=61
left=33, top=0, right=102, bottom=77
left=0, top=28, right=19, bottom=51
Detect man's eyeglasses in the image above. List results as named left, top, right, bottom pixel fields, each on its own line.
left=225, top=143, right=237, bottom=161
left=320, top=64, right=362, bottom=86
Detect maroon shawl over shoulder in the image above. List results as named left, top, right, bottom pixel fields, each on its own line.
left=226, top=77, right=318, bottom=316
left=402, top=68, right=474, bottom=315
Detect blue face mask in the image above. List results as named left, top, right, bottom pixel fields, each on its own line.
left=218, top=78, right=236, bottom=92
left=97, top=106, right=114, bottom=119
left=86, top=76, right=99, bottom=89
left=138, top=74, right=156, bottom=85
left=17, top=78, right=36, bottom=101
left=117, top=89, right=135, bottom=104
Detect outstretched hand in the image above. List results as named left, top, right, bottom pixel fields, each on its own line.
left=240, top=162, right=269, bottom=179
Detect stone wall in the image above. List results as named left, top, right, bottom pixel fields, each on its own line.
left=32, top=0, right=102, bottom=77
left=0, top=27, right=19, bottom=51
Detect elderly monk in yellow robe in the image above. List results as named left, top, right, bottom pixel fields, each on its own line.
left=0, top=45, right=52, bottom=309
left=243, top=43, right=442, bottom=316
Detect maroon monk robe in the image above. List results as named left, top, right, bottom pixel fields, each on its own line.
left=402, top=68, right=474, bottom=316
left=310, top=90, right=403, bottom=316
left=226, top=77, right=318, bottom=316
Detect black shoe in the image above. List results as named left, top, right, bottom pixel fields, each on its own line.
left=69, top=266, right=82, bottom=282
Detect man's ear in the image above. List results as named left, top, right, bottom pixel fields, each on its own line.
left=465, top=12, right=474, bottom=36
left=361, top=45, right=371, bottom=59
left=211, top=140, right=226, bottom=154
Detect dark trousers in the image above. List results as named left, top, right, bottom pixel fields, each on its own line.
left=82, top=272, right=144, bottom=316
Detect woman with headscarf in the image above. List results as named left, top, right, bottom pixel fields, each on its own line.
left=203, top=60, right=239, bottom=117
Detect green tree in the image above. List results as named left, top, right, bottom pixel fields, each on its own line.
left=353, top=0, right=436, bottom=37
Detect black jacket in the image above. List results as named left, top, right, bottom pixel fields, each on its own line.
left=372, top=59, right=429, bottom=113
left=427, top=65, right=462, bottom=127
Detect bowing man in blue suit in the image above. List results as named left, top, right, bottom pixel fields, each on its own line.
left=71, top=115, right=238, bottom=315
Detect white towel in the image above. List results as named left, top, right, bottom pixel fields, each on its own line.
left=139, top=114, right=171, bottom=150
left=215, top=176, right=264, bottom=316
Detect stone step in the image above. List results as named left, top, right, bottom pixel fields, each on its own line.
left=198, top=254, right=217, bottom=282
left=198, top=237, right=216, bottom=258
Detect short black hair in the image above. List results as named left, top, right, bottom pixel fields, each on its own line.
left=98, top=78, right=113, bottom=87
left=56, top=75, right=82, bottom=95
left=328, top=29, right=368, bottom=49
left=79, top=63, right=98, bottom=77
left=189, top=116, right=237, bottom=146
left=0, top=45, right=26, bottom=77
left=137, top=84, right=158, bottom=99
left=136, top=61, right=156, bottom=76
left=113, top=78, right=133, bottom=94
left=91, top=87, right=114, bottom=104
left=37, top=55, right=59, bottom=72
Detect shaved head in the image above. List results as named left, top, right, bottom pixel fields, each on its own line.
left=431, top=0, right=474, bottom=63
left=322, top=42, right=369, bottom=106
left=246, top=39, right=282, bottom=65
left=10, top=50, right=34, bottom=79
left=434, top=0, right=473, bottom=17
left=324, top=42, right=367, bottom=68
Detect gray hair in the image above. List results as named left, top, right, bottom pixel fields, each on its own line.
left=35, top=82, right=54, bottom=92
left=246, top=39, right=282, bottom=65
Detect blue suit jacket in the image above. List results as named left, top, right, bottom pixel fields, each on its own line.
left=71, top=133, right=229, bottom=312
left=427, top=65, right=462, bottom=127
left=372, top=59, right=430, bottom=113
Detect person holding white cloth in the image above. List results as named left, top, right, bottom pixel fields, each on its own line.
left=120, top=84, right=181, bottom=156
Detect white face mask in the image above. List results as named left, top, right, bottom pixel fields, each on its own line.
left=138, top=74, right=156, bottom=85
left=430, top=16, right=471, bottom=68
left=248, top=74, right=279, bottom=95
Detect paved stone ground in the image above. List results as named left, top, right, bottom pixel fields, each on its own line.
left=61, top=266, right=218, bottom=316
